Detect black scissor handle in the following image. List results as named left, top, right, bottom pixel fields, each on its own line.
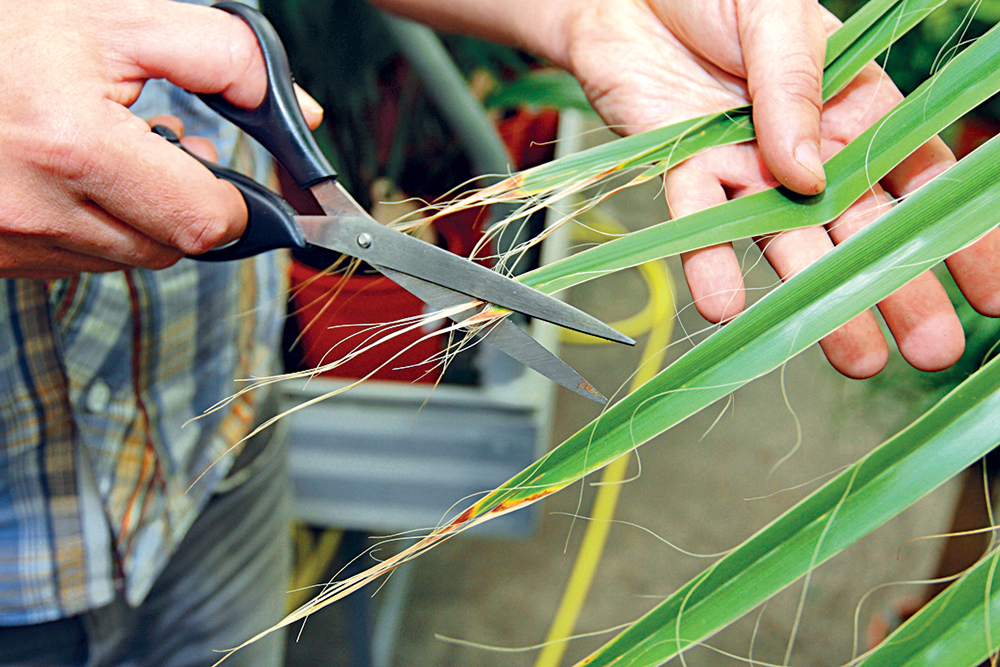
left=152, top=126, right=307, bottom=261
left=198, top=1, right=335, bottom=188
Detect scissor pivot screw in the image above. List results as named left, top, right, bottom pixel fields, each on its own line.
left=356, top=233, right=373, bottom=249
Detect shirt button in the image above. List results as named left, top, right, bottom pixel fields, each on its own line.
left=85, top=380, right=112, bottom=413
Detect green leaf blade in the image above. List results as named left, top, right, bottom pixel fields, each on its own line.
left=577, top=353, right=1000, bottom=667
left=522, top=19, right=1000, bottom=296
left=858, top=548, right=1000, bottom=667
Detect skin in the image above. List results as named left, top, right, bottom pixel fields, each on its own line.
left=373, top=0, right=1000, bottom=378
left=0, top=0, right=322, bottom=280
left=574, top=2, right=1000, bottom=378
left=1, top=0, right=996, bottom=377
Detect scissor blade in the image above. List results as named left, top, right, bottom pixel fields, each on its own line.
left=381, top=267, right=608, bottom=405
left=302, top=181, right=634, bottom=346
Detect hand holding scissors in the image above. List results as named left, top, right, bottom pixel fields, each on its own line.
left=164, top=1, right=633, bottom=402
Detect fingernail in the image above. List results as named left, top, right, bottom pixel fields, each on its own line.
left=294, top=86, right=324, bottom=117
left=794, top=142, right=826, bottom=183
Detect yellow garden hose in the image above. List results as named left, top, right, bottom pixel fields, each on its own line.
left=285, top=209, right=675, bottom=659
left=534, top=209, right=675, bottom=667
left=288, top=525, right=343, bottom=612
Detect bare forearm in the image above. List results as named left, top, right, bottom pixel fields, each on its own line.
left=368, top=0, right=575, bottom=68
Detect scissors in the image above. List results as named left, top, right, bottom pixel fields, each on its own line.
left=163, top=1, right=634, bottom=403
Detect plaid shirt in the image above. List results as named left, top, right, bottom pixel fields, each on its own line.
left=0, top=52, right=285, bottom=623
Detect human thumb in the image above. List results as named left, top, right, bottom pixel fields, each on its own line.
left=738, top=0, right=827, bottom=195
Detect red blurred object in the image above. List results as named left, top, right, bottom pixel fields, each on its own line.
left=290, top=260, right=444, bottom=383
left=953, top=115, right=1000, bottom=159
left=499, top=108, right=559, bottom=169
left=286, top=108, right=558, bottom=382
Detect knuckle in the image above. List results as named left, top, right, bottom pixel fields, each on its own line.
left=833, top=194, right=889, bottom=236
left=231, top=32, right=261, bottom=83
left=169, top=207, right=234, bottom=256
left=753, top=53, right=823, bottom=111
left=215, top=16, right=267, bottom=106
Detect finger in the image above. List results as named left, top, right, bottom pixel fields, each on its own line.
left=180, top=136, right=219, bottom=163
left=826, top=186, right=965, bottom=372
left=0, top=235, right=147, bottom=278
left=146, top=114, right=185, bottom=136
left=820, top=64, right=956, bottom=197
left=666, top=160, right=745, bottom=322
left=75, top=109, right=247, bottom=256
left=757, top=224, right=889, bottom=378
left=114, top=3, right=268, bottom=109
left=877, top=271, right=965, bottom=372
left=680, top=245, right=747, bottom=323
left=116, top=3, right=327, bottom=126
left=145, top=114, right=220, bottom=163
left=738, top=0, right=827, bottom=195
left=823, top=184, right=894, bottom=242
left=945, top=228, right=1000, bottom=317
left=816, top=312, right=889, bottom=379
left=882, top=139, right=999, bottom=319
left=58, top=198, right=185, bottom=269
left=294, top=84, right=324, bottom=130
left=1, top=172, right=185, bottom=270
left=818, top=66, right=967, bottom=369
left=880, top=136, right=956, bottom=197
left=819, top=62, right=903, bottom=141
